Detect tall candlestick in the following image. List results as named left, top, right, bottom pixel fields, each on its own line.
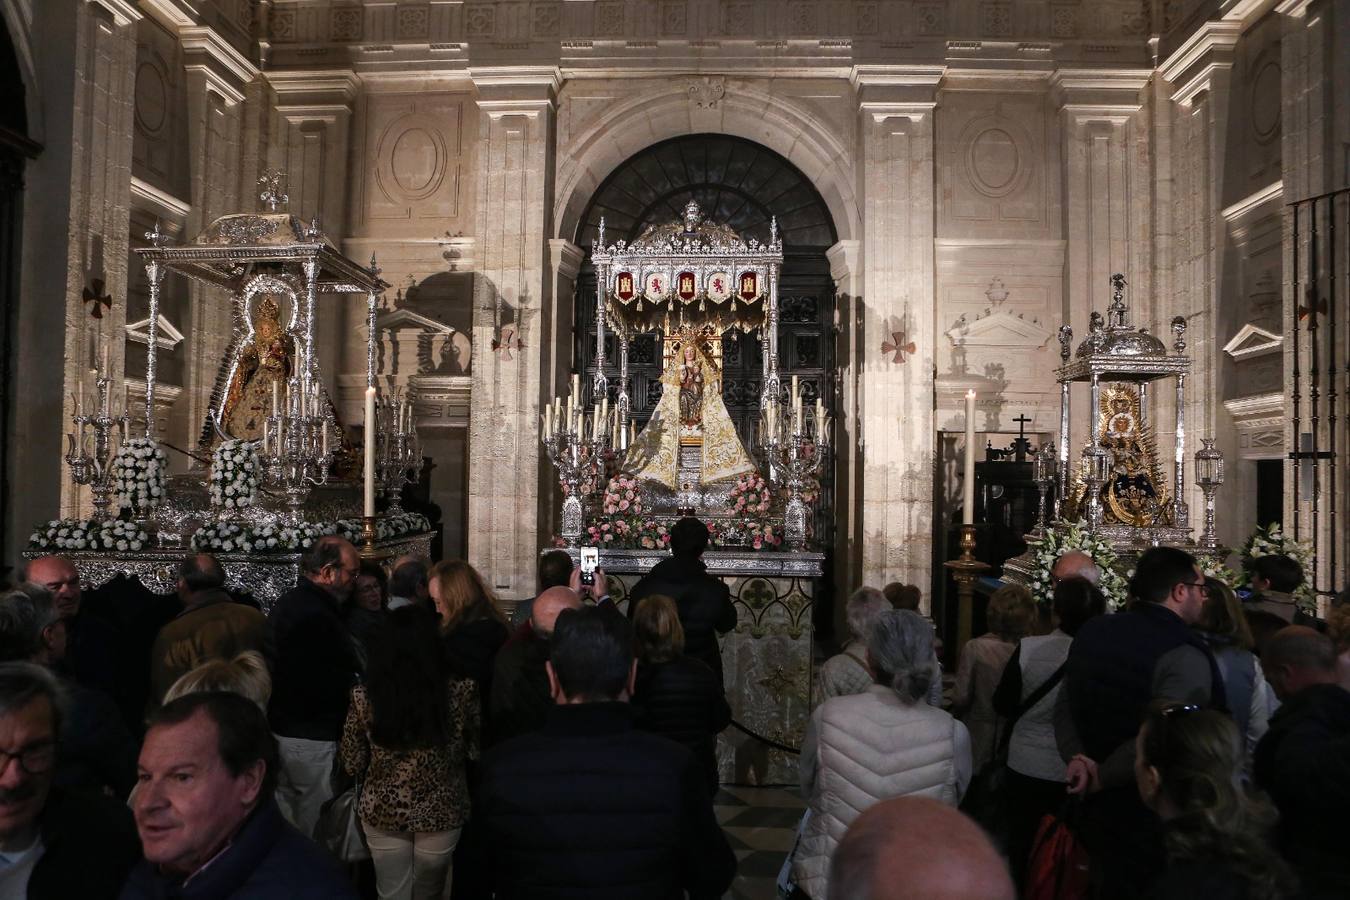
left=272, top=381, right=279, bottom=416
left=963, top=390, right=977, bottom=526
left=321, top=423, right=329, bottom=456
left=363, top=387, right=377, bottom=517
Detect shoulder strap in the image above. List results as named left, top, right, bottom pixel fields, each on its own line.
left=843, top=649, right=870, bottom=675
left=1018, top=662, right=1066, bottom=718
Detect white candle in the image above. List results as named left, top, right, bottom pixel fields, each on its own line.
left=101, top=342, right=109, bottom=376
left=815, top=398, right=824, bottom=435
left=363, top=387, right=377, bottom=516
left=321, top=423, right=329, bottom=455
left=544, top=404, right=552, bottom=438
left=262, top=420, right=270, bottom=455
left=272, top=381, right=279, bottom=416
left=963, top=389, right=977, bottom=526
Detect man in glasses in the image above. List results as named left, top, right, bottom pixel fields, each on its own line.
left=0, top=662, right=139, bottom=898
left=1056, top=546, right=1225, bottom=899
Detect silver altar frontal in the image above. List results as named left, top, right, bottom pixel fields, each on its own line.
left=575, top=547, right=824, bottom=785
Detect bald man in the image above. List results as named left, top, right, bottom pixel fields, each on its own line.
left=1254, top=626, right=1350, bottom=896
left=828, top=796, right=1014, bottom=900
left=24, top=555, right=120, bottom=702
left=1052, top=550, right=1101, bottom=586
left=490, top=586, right=583, bottom=745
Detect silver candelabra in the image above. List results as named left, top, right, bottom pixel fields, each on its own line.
left=543, top=398, right=612, bottom=546
left=259, top=376, right=334, bottom=523
left=1079, top=443, right=1110, bottom=531
left=65, top=374, right=129, bottom=520
left=760, top=398, right=830, bottom=552
left=1032, top=442, right=1058, bottom=534
left=1194, top=437, right=1225, bottom=552
left=377, top=396, right=420, bottom=513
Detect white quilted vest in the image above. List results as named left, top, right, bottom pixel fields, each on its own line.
left=792, top=685, right=961, bottom=899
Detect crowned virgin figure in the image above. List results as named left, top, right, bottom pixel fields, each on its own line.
left=622, top=334, right=755, bottom=490
left=221, top=295, right=295, bottom=442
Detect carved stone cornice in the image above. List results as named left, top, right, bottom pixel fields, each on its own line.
left=267, top=70, right=360, bottom=116
left=180, top=26, right=260, bottom=106
left=548, top=239, right=585, bottom=281
left=87, top=0, right=142, bottom=27
left=1052, top=68, right=1151, bottom=123
left=852, top=64, right=944, bottom=119
left=471, top=66, right=562, bottom=113
left=1160, top=21, right=1240, bottom=107
left=827, top=240, right=861, bottom=284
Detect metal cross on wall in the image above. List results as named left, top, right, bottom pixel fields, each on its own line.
left=492, top=326, right=523, bottom=360
left=882, top=331, right=916, bottom=364
left=82, top=279, right=111, bottom=319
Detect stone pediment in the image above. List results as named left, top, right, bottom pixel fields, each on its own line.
left=378, top=307, right=456, bottom=335
left=1223, top=323, right=1283, bottom=360
left=124, top=314, right=184, bottom=350
left=946, top=308, right=1052, bottom=350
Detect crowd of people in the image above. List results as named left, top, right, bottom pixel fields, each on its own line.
left=0, top=516, right=1345, bottom=900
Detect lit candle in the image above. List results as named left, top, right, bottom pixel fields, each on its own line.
left=363, top=386, right=377, bottom=516
left=963, top=389, right=977, bottom=526
left=262, top=420, right=270, bottom=456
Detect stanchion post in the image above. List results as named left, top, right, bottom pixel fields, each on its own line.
left=944, top=524, right=989, bottom=658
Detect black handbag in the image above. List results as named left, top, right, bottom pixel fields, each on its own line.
left=959, top=659, right=1066, bottom=841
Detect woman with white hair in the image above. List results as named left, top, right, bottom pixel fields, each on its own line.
left=790, top=610, right=972, bottom=900
left=813, top=587, right=890, bottom=705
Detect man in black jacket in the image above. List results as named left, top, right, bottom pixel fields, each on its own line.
left=489, top=585, right=582, bottom=745
left=1056, top=546, right=1223, bottom=899
left=1254, top=626, right=1350, bottom=900
left=267, top=536, right=361, bottom=837
left=627, top=517, right=736, bottom=688
left=479, top=606, right=737, bottom=900
left=0, top=662, right=140, bottom=899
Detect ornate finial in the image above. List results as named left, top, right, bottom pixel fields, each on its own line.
left=1108, top=273, right=1128, bottom=327
left=305, top=216, right=322, bottom=240
left=770, top=216, right=779, bottom=244
left=144, top=220, right=168, bottom=248
left=1057, top=324, right=1073, bottom=362
left=682, top=200, right=702, bottom=233
left=258, top=170, right=288, bottom=211
left=985, top=277, right=1009, bottom=306
left=1171, top=315, right=1188, bottom=354
left=369, top=253, right=381, bottom=277
left=598, top=217, right=606, bottom=248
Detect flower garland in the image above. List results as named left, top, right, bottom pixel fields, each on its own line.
left=334, top=512, right=432, bottom=543
left=190, top=513, right=431, bottom=555
left=113, top=438, right=167, bottom=512
left=28, top=519, right=148, bottom=553
left=209, top=439, right=261, bottom=511
left=1240, top=522, right=1317, bottom=612
left=1026, top=520, right=1129, bottom=610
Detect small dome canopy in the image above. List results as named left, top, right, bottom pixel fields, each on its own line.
left=1075, top=275, right=1169, bottom=359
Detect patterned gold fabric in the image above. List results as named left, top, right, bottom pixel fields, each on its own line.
left=623, top=343, right=755, bottom=489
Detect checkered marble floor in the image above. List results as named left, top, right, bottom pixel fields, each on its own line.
left=715, top=785, right=805, bottom=899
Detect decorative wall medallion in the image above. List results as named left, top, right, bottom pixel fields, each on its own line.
left=676, top=271, right=697, bottom=301
left=724, top=2, right=753, bottom=35
left=1050, top=4, right=1076, bottom=38
left=707, top=272, right=731, bottom=302
left=465, top=3, right=495, bottom=37
left=855, top=2, right=879, bottom=34
left=134, top=60, right=168, bottom=137
left=533, top=2, right=560, bottom=37
left=916, top=3, right=946, bottom=35
left=83, top=280, right=112, bottom=319
left=789, top=2, right=817, bottom=34
left=397, top=5, right=430, bottom=39
left=271, top=10, right=297, bottom=41
left=686, top=76, right=725, bottom=109
left=1250, top=56, right=1281, bottom=145
left=330, top=6, right=363, bottom=41
left=661, top=0, right=687, bottom=35
left=643, top=272, right=668, bottom=302
left=981, top=3, right=1013, bottom=37
left=595, top=1, right=624, bottom=36
left=492, top=326, right=522, bottom=361
left=966, top=127, right=1023, bottom=198
left=882, top=331, right=916, bottom=364
left=378, top=118, right=447, bottom=202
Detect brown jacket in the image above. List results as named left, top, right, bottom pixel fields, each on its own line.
left=149, top=589, right=272, bottom=703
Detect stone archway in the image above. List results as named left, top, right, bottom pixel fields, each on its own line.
left=571, top=133, right=843, bottom=636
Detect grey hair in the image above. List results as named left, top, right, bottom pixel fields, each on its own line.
left=866, top=610, right=935, bottom=704
left=846, top=587, right=890, bottom=642
left=0, top=586, right=61, bottom=662
left=0, top=661, right=67, bottom=739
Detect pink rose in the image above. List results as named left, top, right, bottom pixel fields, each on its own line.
left=604, top=532, right=614, bottom=542
left=753, top=539, right=763, bottom=549
left=619, top=500, right=630, bottom=511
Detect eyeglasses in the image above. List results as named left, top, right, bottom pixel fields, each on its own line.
left=1159, top=703, right=1200, bottom=719
left=1179, top=580, right=1207, bottom=591
left=0, top=741, right=56, bottom=776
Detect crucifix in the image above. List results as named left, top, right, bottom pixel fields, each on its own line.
left=1011, top=413, right=1033, bottom=462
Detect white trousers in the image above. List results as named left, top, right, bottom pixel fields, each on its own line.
left=362, top=823, right=462, bottom=900
left=273, top=734, right=336, bottom=839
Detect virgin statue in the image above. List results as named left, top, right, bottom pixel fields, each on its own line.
left=623, top=336, right=755, bottom=490
left=222, top=295, right=295, bottom=441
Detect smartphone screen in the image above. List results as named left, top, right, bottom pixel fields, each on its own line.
left=580, top=547, right=598, bottom=586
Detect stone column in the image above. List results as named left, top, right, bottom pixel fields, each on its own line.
left=466, top=69, right=560, bottom=601
left=540, top=238, right=583, bottom=546
left=827, top=238, right=861, bottom=624
left=1161, top=24, right=1238, bottom=533
left=177, top=26, right=257, bottom=448
left=33, top=0, right=143, bottom=519
left=1053, top=70, right=1151, bottom=468
left=266, top=71, right=358, bottom=401
left=852, top=67, right=941, bottom=592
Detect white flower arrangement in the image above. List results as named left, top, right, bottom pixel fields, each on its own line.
left=28, top=518, right=148, bottom=553
left=1027, top=520, right=1130, bottom=610
left=113, top=437, right=167, bottom=512
left=191, top=520, right=331, bottom=554
left=209, top=439, right=261, bottom=511
left=333, top=512, right=431, bottom=543
left=1241, top=522, right=1317, bottom=613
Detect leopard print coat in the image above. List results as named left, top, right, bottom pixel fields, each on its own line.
left=339, top=679, right=480, bottom=832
